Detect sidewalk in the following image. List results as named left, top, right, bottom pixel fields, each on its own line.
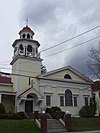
left=69, top=130, right=100, bottom=133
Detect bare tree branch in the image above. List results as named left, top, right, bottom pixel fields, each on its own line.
left=88, top=43, right=100, bottom=79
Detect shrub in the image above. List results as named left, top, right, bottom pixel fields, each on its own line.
left=79, top=106, right=94, bottom=117
left=90, top=93, right=97, bottom=115
left=0, top=112, right=27, bottom=119
left=46, top=106, right=65, bottom=119
left=0, top=103, right=5, bottom=114
left=16, top=112, right=27, bottom=119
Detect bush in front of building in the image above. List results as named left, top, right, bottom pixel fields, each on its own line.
left=0, top=103, right=6, bottom=114
left=90, top=93, right=97, bottom=116
left=79, top=105, right=94, bottom=117
left=16, top=112, right=28, bottom=119
left=0, top=111, right=28, bottom=119
left=46, top=106, right=65, bottom=119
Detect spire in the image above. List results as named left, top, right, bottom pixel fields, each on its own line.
left=26, top=17, right=28, bottom=26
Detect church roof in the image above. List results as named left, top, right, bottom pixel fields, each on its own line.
left=91, top=81, right=100, bottom=91
left=12, top=39, right=40, bottom=47
left=0, top=75, right=12, bottom=84
left=19, top=26, right=35, bottom=35
left=39, top=65, right=92, bottom=83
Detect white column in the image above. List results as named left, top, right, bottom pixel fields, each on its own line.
left=0, top=94, right=2, bottom=103
left=39, top=85, right=45, bottom=112
left=52, top=87, right=57, bottom=106
left=79, top=89, right=84, bottom=109
left=88, top=88, right=92, bottom=97
left=16, top=60, right=20, bottom=112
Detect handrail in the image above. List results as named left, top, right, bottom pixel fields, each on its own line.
left=59, top=118, right=65, bottom=127
left=35, top=119, right=41, bottom=129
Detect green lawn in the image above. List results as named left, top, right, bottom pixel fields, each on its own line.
left=0, top=117, right=100, bottom=133
left=0, top=119, right=41, bottom=133
left=71, top=117, right=100, bottom=132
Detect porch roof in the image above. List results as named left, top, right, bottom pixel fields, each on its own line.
left=0, top=76, right=12, bottom=84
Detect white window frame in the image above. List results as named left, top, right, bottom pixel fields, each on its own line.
left=73, top=96, right=78, bottom=106
left=84, top=96, right=89, bottom=106
left=45, top=93, right=52, bottom=107
left=60, top=95, right=64, bottom=106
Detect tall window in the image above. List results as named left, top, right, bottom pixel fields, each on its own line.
left=19, top=44, right=23, bottom=54
left=65, top=90, right=72, bottom=106
left=23, top=34, right=25, bottom=38
left=46, top=95, right=51, bottom=106
left=19, top=44, right=23, bottom=51
left=99, top=92, right=100, bottom=98
left=73, top=97, right=77, bottom=106
left=60, top=96, right=64, bottom=106
left=27, top=45, right=32, bottom=52
left=27, top=34, right=30, bottom=39
left=84, top=97, right=88, bottom=106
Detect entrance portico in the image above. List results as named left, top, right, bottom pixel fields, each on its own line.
left=18, top=87, right=43, bottom=113
left=25, top=93, right=38, bottom=113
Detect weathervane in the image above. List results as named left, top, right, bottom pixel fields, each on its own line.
left=26, top=17, right=28, bottom=26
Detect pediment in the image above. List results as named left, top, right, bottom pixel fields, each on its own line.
left=40, top=66, right=91, bottom=83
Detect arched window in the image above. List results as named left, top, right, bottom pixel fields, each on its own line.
left=14, top=47, right=17, bottom=54
left=27, top=45, right=32, bottom=52
left=64, top=74, right=72, bottom=79
left=19, top=44, right=23, bottom=50
left=65, top=89, right=72, bottom=106
left=23, top=34, right=25, bottom=38
left=27, top=34, right=30, bottom=39
left=19, top=44, right=24, bottom=54
left=27, top=94, right=33, bottom=98
left=36, top=48, right=38, bottom=53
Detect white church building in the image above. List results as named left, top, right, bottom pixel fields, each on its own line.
left=0, top=25, right=92, bottom=116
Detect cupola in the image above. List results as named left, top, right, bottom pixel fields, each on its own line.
left=10, top=25, right=42, bottom=65
left=19, top=26, right=35, bottom=39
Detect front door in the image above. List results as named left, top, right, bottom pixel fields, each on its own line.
left=25, top=100, right=33, bottom=113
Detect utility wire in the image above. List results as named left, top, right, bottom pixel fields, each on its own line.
left=0, top=61, right=9, bottom=64
left=1, top=24, right=100, bottom=66
left=1, top=24, right=100, bottom=64
left=0, top=71, right=36, bottom=78
left=43, top=35, right=100, bottom=58
left=0, top=67, right=40, bottom=75
left=1, top=35, right=100, bottom=66
left=40, top=24, right=100, bottom=52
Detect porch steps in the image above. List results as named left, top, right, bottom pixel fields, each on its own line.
left=27, top=113, right=34, bottom=119
left=47, top=119, right=67, bottom=133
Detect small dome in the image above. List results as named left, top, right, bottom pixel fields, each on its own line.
left=22, top=26, right=32, bottom=31
left=19, top=26, right=35, bottom=35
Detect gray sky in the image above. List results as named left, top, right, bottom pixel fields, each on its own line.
left=0, top=0, right=100, bottom=77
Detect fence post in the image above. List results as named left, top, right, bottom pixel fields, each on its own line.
left=64, top=112, right=71, bottom=132
left=34, top=111, right=39, bottom=120
left=41, top=111, right=47, bottom=133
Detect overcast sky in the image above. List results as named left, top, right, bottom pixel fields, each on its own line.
left=0, top=0, right=100, bottom=77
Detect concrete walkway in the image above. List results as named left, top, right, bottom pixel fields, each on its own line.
left=69, top=130, right=100, bottom=133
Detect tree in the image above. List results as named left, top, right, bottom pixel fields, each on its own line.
left=90, top=93, right=97, bottom=115
left=41, top=64, right=47, bottom=74
left=88, top=43, right=100, bottom=79
left=0, top=103, right=5, bottom=114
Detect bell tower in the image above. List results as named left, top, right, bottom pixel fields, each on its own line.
left=10, top=25, right=42, bottom=93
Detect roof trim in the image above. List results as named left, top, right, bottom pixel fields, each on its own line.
left=12, top=39, right=40, bottom=47
left=10, top=54, right=43, bottom=65
left=39, top=66, right=92, bottom=83
left=38, top=76, right=92, bottom=85
left=0, top=91, right=16, bottom=95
